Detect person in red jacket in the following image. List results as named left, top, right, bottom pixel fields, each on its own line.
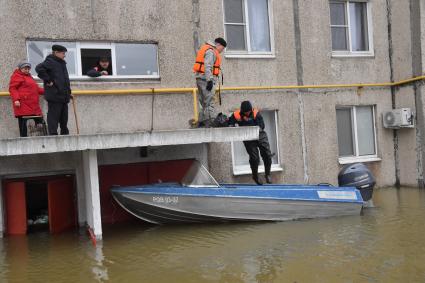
left=9, top=62, right=45, bottom=137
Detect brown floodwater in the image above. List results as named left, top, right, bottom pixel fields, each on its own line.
left=1, top=187, right=425, bottom=283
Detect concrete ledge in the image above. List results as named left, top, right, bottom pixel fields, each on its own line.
left=0, top=127, right=259, bottom=156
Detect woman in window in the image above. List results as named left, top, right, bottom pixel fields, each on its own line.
left=9, top=61, right=45, bottom=137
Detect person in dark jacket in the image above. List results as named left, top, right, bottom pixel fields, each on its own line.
left=9, top=62, right=45, bottom=137
left=87, top=57, right=111, bottom=77
left=35, top=44, right=71, bottom=135
left=228, top=101, right=273, bottom=185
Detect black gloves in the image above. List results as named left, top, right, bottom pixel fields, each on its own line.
left=206, top=80, right=213, bottom=91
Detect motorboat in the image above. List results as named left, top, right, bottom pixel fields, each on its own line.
left=111, top=161, right=375, bottom=224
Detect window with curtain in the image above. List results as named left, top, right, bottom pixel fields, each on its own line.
left=223, top=0, right=272, bottom=54
left=336, top=106, right=377, bottom=159
left=330, top=1, right=371, bottom=54
left=231, top=110, right=281, bottom=175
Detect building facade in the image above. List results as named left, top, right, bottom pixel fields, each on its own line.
left=1, top=0, right=424, bottom=238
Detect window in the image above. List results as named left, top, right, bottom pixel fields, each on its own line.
left=27, top=41, right=78, bottom=76
left=80, top=47, right=112, bottom=76
left=329, top=1, right=373, bottom=56
left=223, top=0, right=273, bottom=57
left=26, top=41, right=159, bottom=79
left=336, top=106, right=378, bottom=163
left=231, top=110, right=281, bottom=175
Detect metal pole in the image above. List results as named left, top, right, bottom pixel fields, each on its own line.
left=71, top=96, right=80, bottom=135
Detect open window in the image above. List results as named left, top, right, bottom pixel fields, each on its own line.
left=80, top=47, right=112, bottom=76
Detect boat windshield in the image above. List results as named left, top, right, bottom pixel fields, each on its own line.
left=181, top=161, right=220, bottom=188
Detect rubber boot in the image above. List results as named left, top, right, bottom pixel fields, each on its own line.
left=250, top=163, right=263, bottom=185
left=253, top=174, right=262, bottom=185
left=264, top=159, right=272, bottom=184
left=265, top=175, right=272, bottom=184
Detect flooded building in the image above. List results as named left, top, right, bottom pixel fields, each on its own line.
left=0, top=0, right=424, bottom=239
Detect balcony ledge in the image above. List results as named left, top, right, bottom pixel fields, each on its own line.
left=0, top=127, right=259, bottom=156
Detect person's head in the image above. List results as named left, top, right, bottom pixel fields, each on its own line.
left=240, top=101, right=253, bottom=117
left=52, top=44, right=67, bottom=60
left=98, top=57, right=110, bottom=69
left=18, top=61, right=31, bottom=74
left=214, top=37, right=227, bottom=53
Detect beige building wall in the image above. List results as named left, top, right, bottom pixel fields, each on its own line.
left=0, top=0, right=423, bottom=188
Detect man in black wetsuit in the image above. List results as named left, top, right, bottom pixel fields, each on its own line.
left=228, top=101, right=273, bottom=185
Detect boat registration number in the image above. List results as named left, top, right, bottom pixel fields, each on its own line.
left=317, top=191, right=357, bottom=200
left=152, top=196, right=179, bottom=204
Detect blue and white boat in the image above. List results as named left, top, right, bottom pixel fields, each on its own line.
left=111, top=161, right=373, bottom=224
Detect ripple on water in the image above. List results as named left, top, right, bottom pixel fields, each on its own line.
left=1, top=187, right=425, bottom=282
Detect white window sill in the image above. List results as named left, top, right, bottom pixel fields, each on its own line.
left=233, top=164, right=283, bottom=176
left=331, top=51, right=375, bottom=58
left=72, top=75, right=160, bottom=80
left=224, top=53, right=275, bottom=59
left=34, top=76, right=160, bottom=81
left=338, top=156, right=381, bottom=165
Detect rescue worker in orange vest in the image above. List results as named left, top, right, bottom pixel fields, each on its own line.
left=228, top=101, right=273, bottom=185
left=193, top=37, right=227, bottom=127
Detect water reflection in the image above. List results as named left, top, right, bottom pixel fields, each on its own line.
left=1, top=188, right=425, bottom=282
left=84, top=241, right=109, bottom=282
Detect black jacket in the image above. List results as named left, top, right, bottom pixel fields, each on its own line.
left=35, top=54, right=71, bottom=103
left=228, top=110, right=266, bottom=130
left=87, top=66, right=109, bottom=78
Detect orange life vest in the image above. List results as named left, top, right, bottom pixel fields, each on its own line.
left=233, top=109, right=259, bottom=121
left=193, top=44, right=221, bottom=76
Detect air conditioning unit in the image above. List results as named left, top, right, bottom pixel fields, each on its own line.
left=382, top=108, right=414, bottom=129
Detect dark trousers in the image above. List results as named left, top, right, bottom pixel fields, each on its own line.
left=17, top=116, right=44, bottom=137
left=47, top=102, right=69, bottom=135
left=243, top=131, right=272, bottom=176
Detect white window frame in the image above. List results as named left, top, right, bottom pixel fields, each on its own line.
left=222, top=0, right=275, bottom=58
left=27, top=41, right=160, bottom=80
left=336, top=105, right=380, bottom=165
left=231, top=110, right=283, bottom=175
left=330, top=0, right=374, bottom=58
left=76, top=42, right=113, bottom=78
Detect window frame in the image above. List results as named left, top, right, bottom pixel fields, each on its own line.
left=222, top=0, right=275, bottom=58
left=330, top=0, right=374, bottom=58
left=231, top=110, right=283, bottom=175
left=26, top=40, right=160, bottom=80
left=336, top=105, right=380, bottom=164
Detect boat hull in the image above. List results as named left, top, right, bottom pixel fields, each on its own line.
left=111, top=185, right=363, bottom=224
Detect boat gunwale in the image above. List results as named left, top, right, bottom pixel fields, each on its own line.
left=111, top=189, right=364, bottom=204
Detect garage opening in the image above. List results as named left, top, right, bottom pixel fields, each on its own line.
left=3, top=175, right=77, bottom=236
left=26, top=181, right=49, bottom=233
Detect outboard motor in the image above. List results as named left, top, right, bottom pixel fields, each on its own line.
left=338, top=163, right=375, bottom=201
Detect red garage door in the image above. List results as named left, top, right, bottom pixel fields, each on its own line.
left=99, top=159, right=194, bottom=224
left=48, top=177, right=77, bottom=234
left=4, top=182, right=27, bottom=235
